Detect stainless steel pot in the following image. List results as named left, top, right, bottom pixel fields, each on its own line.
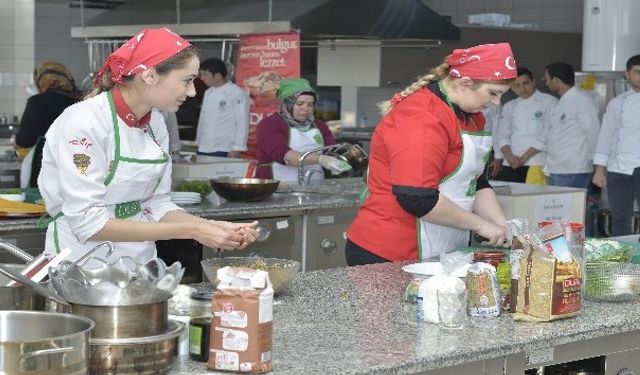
left=72, top=300, right=168, bottom=339
left=89, top=320, right=183, bottom=375
left=0, top=310, right=94, bottom=375
left=0, top=263, right=47, bottom=311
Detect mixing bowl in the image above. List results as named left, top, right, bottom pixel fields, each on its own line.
left=201, top=257, right=300, bottom=294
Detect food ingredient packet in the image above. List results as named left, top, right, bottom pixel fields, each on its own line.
left=417, top=252, right=471, bottom=323
left=512, top=223, right=582, bottom=322
left=208, top=266, right=273, bottom=373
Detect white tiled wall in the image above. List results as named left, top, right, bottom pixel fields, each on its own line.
left=0, top=0, right=35, bottom=120
left=422, top=0, right=584, bottom=33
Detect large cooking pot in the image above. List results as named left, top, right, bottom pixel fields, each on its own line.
left=89, top=320, right=183, bottom=375
left=72, top=301, right=168, bottom=339
left=0, top=263, right=47, bottom=311
left=0, top=310, right=94, bottom=375
left=210, top=177, right=280, bottom=202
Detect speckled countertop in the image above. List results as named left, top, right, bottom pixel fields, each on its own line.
left=0, top=178, right=365, bottom=233
left=166, top=262, right=640, bottom=375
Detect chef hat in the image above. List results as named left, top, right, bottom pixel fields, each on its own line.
left=445, top=43, right=517, bottom=81
left=276, top=78, right=316, bottom=99
left=94, top=27, right=191, bottom=86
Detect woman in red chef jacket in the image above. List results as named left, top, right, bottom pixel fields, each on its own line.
left=346, top=43, right=518, bottom=266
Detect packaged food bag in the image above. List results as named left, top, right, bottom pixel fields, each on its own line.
left=208, top=266, right=273, bottom=373
left=418, top=252, right=469, bottom=323
left=466, top=262, right=500, bottom=317
left=512, top=224, right=582, bottom=322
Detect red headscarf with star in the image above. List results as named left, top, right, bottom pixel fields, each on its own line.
left=445, top=42, right=517, bottom=81
left=94, top=27, right=191, bottom=86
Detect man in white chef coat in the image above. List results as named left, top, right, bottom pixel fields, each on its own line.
left=526, top=62, right=600, bottom=189
left=496, top=67, right=557, bottom=184
left=592, top=55, right=640, bottom=235
left=196, top=58, right=250, bottom=158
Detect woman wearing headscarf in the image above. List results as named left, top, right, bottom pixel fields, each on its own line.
left=255, top=78, right=351, bottom=184
left=15, top=61, right=80, bottom=187
left=38, top=28, right=258, bottom=263
left=346, top=43, right=518, bottom=266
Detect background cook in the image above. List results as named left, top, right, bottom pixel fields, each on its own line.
left=346, top=43, right=517, bottom=266
left=255, top=78, right=350, bottom=184
left=38, top=28, right=257, bottom=264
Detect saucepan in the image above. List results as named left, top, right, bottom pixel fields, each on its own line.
left=209, top=177, right=280, bottom=202
left=0, top=241, right=47, bottom=311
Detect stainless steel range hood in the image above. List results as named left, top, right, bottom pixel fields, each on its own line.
left=71, top=0, right=460, bottom=41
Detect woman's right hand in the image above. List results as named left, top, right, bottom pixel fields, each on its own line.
left=193, top=220, right=250, bottom=251
left=476, top=221, right=509, bottom=247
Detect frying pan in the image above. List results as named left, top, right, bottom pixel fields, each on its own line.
left=209, top=177, right=280, bottom=202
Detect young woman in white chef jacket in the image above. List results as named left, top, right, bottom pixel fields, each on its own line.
left=37, top=28, right=258, bottom=263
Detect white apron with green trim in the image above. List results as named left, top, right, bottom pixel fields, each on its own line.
left=43, top=92, right=170, bottom=264
left=272, top=126, right=325, bottom=184
left=418, top=131, right=492, bottom=260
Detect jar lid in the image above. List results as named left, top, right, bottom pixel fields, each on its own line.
left=190, top=289, right=214, bottom=301
left=474, top=251, right=506, bottom=260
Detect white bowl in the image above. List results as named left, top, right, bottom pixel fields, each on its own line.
left=0, top=193, right=25, bottom=202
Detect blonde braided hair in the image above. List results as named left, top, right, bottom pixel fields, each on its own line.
left=378, top=62, right=450, bottom=115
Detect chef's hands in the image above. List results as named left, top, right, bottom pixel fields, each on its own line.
left=505, top=154, right=524, bottom=169
left=318, top=155, right=352, bottom=175
left=477, top=221, right=510, bottom=248
left=195, top=220, right=259, bottom=250
left=592, top=165, right=607, bottom=188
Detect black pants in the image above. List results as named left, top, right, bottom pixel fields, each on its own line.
left=345, top=239, right=389, bottom=266
left=494, top=165, right=528, bottom=183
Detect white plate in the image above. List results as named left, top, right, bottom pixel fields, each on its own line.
left=169, top=192, right=201, bottom=198
left=0, top=193, right=25, bottom=202
left=171, top=199, right=202, bottom=204
left=402, top=262, right=470, bottom=278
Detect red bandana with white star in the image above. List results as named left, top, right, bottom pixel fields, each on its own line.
left=445, top=42, right=517, bottom=81
left=94, top=27, right=191, bottom=86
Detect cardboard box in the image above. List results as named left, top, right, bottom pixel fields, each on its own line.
left=172, top=156, right=252, bottom=180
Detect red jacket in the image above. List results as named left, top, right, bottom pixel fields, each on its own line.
left=346, top=88, right=485, bottom=261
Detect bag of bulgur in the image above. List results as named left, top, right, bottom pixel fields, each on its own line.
left=512, top=224, right=582, bottom=322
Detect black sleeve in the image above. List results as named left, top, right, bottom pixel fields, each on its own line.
left=392, top=185, right=440, bottom=217
left=476, top=168, right=493, bottom=191
left=15, top=96, right=45, bottom=148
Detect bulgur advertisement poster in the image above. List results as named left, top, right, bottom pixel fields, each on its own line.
left=236, top=32, right=300, bottom=160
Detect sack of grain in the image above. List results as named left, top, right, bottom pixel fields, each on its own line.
left=512, top=226, right=582, bottom=322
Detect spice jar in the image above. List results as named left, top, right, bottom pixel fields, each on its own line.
left=190, top=289, right=213, bottom=319
left=474, top=251, right=511, bottom=311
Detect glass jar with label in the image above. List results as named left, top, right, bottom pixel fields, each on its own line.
left=189, top=317, right=211, bottom=362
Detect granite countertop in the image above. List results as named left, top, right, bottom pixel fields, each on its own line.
left=0, top=178, right=366, bottom=233
left=167, top=261, right=640, bottom=375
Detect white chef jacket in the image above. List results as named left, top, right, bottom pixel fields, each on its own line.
left=482, top=105, right=503, bottom=159
left=532, top=87, right=600, bottom=174
left=196, top=81, right=250, bottom=153
left=38, top=92, right=182, bottom=263
left=498, top=90, right=557, bottom=167
left=593, top=89, right=640, bottom=174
